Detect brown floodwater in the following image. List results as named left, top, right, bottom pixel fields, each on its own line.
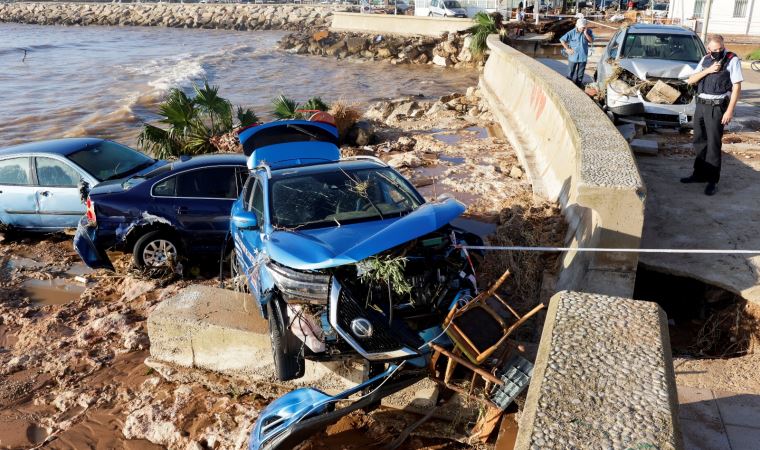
left=22, top=278, right=87, bottom=305
left=1, top=23, right=478, bottom=148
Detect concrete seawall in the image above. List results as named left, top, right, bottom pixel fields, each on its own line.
left=330, top=11, right=473, bottom=37
left=479, top=35, right=646, bottom=297
left=0, top=2, right=333, bottom=30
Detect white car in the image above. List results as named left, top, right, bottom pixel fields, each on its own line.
left=595, top=24, right=706, bottom=127
left=428, top=0, right=467, bottom=17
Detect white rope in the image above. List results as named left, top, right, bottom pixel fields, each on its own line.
left=456, top=245, right=760, bottom=255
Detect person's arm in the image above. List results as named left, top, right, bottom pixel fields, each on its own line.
left=583, top=29, right=594, bottom=43
left=560, top=32, right=574, bottom=55
left=687, top=61, right=720, bottom=85
left=722, top=83, right=741, bottom=125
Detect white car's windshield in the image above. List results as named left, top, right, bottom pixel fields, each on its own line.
left=621, top=33, right=704, bottom=62
left=270, top=167, right=422, bottom=230
left=444, top=1, right=463, bottom=8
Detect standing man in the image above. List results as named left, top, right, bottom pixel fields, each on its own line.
left=681, top=35, right=743, bottom=196
left=560, top=18, right=594, bottom=88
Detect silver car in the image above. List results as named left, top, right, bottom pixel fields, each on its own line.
left=595, top=24, right=706, bottom=127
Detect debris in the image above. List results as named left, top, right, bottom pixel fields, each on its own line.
left=509, top=166, right=524, bottom=179
left=74, top=275, right=89, bottom=284
left=630, top=138, right=659, bottom=156
left=616, top=123, right=637, bottom=143
left=645, top=80, right=681, bottom=105
left=432, top=54, right=451, bottom=67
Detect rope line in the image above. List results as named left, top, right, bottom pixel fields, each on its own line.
left=456, top=245, right=760, bottom=255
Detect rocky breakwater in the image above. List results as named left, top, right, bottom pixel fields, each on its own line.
left=0, top=2, right=333, bottom=30
left=280, top=29, right=477, bottom=68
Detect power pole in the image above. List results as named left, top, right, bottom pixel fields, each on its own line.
left=700, top=0, right=713, bottom=42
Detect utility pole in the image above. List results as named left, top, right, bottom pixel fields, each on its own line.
left=700, top=0, right=713, bottom=42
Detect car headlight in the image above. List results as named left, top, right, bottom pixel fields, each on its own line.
left=267, top=262, right=331, bottom=304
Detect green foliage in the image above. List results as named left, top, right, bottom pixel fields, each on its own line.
left=138, top=81, right=256, bottom=159
left=272, top=94, right=302, bottom=120
left=467, top=12, right=497, bottom=57
left=746, top=48, right=760, bottom=60
left=303, top=96, right=330, bottom=112
left=357, top=255, right=412, bottom=296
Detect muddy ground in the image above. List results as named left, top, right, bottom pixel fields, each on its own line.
left=0, top=90, right=564, bottom=450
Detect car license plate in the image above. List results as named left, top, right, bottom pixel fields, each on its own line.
left=679, top=112, right=688, bottom=125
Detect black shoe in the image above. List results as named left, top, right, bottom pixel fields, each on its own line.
left=705, top=182, right=718, bottom=196
left=680, top=175, right=703, bottom=184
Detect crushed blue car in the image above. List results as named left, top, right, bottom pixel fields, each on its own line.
left=74, top=154, right=248, bottom=270
left=0, top=138, right=162, bottom=231
left=229, top=116, right=482, bottom=379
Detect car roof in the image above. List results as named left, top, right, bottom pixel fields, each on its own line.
left=626, top=24, right=696, bottom=35
left=168, top=153, right=248, bottom=170
left=0, top=138, right=105, bottom=158
left=269, top=158, right=385, bottom=178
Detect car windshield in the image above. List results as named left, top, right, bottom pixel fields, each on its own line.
left=270, top=167, right=423, bottom=230
left=445, top=1, right=462, bottom=8
left=621, top=33, right=704, bottom=62
left=653, top=3, right=667, bottom=9
left=67, top=141, right=155, bottom=182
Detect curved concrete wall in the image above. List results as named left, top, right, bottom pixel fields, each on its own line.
left=479, top=35, right=645, bottom=296
left=330, top=12, right=473, bottom=37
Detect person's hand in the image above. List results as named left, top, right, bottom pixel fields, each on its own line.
left=721, top=110, right=733, bottom=125
left=567, top=48, right=575, bottom=55
left=706, top=64, right=721, bottom=75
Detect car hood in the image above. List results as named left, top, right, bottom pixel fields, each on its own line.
left=619, top=59, right=698, bottom=80
left=265, top=197, right=465, bottom=270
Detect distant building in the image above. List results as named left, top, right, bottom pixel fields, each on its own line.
left=668, top=0, right=760, bottom=35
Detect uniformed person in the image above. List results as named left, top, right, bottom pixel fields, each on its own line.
left=681, top=34, right=743, bottom=196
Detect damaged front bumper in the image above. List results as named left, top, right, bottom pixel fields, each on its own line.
left=249, top=364, right=426, bottom=450
left=73, top=218, right=115, bottom=271
left=606, top=87, right=695, bottom=126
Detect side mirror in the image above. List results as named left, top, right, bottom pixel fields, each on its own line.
left=232, top=210, right=258, bottom=230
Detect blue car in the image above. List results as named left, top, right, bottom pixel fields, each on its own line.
left=0, top=138, right=162, bottom=231
left=229, top=118, right=481, bottom=382
left=74, top=153, right=248, bottom=270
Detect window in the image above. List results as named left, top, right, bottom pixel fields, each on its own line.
left=247, top=179, right=264, bottom=223
left=621, top=33, right=704, bottom=62
left=67, top=140, right=154, bottom=182
left=694, top=0, right=705, bottom=18
left=0, top=157, right=31, bottom=185
left=176, top=167, right=238, bottom=199
left=152, top=176, right=177, bottom=197
left=733, top=0, right=748, bottom=17
left=35, top=157, right=80, bottom=187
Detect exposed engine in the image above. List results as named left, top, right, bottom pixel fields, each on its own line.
left=282, top=226, right=481, bottom=360
left=607, top=67, right=695, bottom=105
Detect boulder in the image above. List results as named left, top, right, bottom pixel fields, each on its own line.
left=325, top=39, right=346, bottom=56
left=347, top=121, right=374, bottom=146
left=432, top=54, right=450, bottom=67
left=346, top=36, right=368, bottom=54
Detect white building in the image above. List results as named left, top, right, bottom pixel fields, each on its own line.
left=668, top=0, right=760, bottom=35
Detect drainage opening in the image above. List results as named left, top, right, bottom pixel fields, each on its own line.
left=633, top=264, right=760, bottom=358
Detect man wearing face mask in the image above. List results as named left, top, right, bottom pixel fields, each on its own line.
left=681, top=34, right=743, bottom=196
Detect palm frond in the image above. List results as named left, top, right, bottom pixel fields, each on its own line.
left=303, top=97, right=330, bottom=112
left=467, top=12, right=497, bottom=56
left=138, top=123, right=180, bottom=159
left=272, top=95, right=302, bottom=120
left=236, top=107, right=259, bottom=127
left=159, top=88, right=197, bottom=132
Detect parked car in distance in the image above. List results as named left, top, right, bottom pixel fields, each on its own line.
left=428, top=0, right=467, bottom=17
left=230, top=117, right=481, bottom=381
left=0, top=138, right=162, bottom=231
left=74, top=154, right=248, bottom=271
left=595, top=24, right=706, bottom=127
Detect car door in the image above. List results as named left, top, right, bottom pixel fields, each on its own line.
left=33, top=156, right=87, bottom=229
left=151, top=166, right=244, bottom=254
left=0, top=156, right=36, bottom=228
left=234, top=175, right=266, bottom=293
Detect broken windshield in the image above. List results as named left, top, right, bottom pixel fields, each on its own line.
left=620, top=33, right=704, bottom=62
left=67, top=141, right=155, bottom=182
left=269, top=167, right=423, bottom=230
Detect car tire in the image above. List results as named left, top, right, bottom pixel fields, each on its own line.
left=133, top=231, right=181, bottom=269
left=268, top=296, right=305, bottom=381
left=428, top=11, right=433, bottom=16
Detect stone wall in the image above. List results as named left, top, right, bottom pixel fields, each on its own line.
left=516, top=291, right=681, bottom=449
left=0, top=2, right=334, bottom=30
left=330, top=11, right=473, bottom=37
left=479, top=35, right=645, bottom=297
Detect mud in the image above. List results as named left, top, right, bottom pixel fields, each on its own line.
left=0, top=89, right=568, bottom=450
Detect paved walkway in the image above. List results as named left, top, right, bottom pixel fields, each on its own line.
left=678, top=386, right=760, bottom=450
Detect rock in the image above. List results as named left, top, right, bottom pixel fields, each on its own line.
left=432, top=54, right=450, bottom=67
left=630, top=138, right=658, bottom=155
left=347, top=121, right=374, bottom=146
left=123, top=327, right=149, bottom=351
left=389, top=101, right=418, bottom=120
left=388, top=153, right=423, bottom=169
left=121, top=278, right=156, bottom=302
left=364, top=101, right=395, bottom=121
left=345, top=36, right=367, bottom=54
left=439, top=93, right=462, bottom=103
left=325, top=39, right=346, bottom=56
left=376, top=47, right=393, bottom=58
left=509, top=166, right=524, bottom=179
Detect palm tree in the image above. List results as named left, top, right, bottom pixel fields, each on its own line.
left=303, top=97, right=330, bottom=112
left=138, top=82, right=258, bottom=159
left=271, top=95, right=330, bottom=120
left=466, top=12, right=507, bottom=57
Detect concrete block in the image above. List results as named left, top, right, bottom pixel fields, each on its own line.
left=631, top=138, right=659, bottom=155
left=616, top=123, right=636, bottom=142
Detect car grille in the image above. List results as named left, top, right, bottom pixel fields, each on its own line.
left=335, top=288, right=404, bottom=354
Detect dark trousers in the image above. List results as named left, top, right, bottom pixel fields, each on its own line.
left=692, top=100, right=727, bottom=183
left=567, top=61, right=586, bottom=86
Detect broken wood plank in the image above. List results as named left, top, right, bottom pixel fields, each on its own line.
left=645, top=80, right=681, bottom=104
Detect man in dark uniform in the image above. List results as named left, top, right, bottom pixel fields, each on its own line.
left=680, top=34, right=743, bottom=196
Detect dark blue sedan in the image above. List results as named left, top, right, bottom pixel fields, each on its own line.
left=74, top=153, right=248, bottom=270
left=0, top=138, right=162, bottom=231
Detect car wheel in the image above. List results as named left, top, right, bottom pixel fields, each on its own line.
left=268, top=296, right=305, bottom=381
left=229, top=248, right=249, bottom=293
left=133, top=231, right=180, bottom=268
